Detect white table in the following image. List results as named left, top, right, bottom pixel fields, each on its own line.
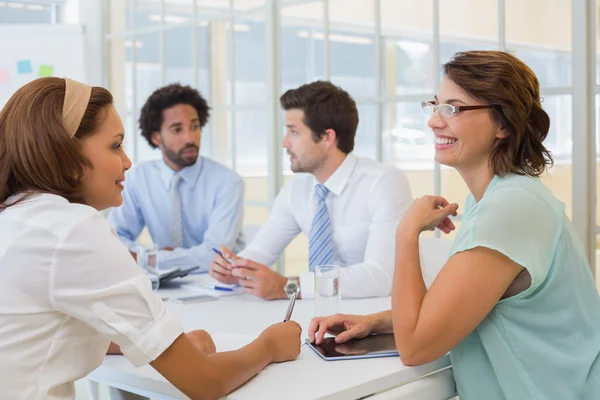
left=87, top=275, right=456, bottom=400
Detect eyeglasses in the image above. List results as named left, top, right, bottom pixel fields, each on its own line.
left=421, top=100, right=500, bottom=118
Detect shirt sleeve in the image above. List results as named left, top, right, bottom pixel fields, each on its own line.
left=239, top=181, right=301, bottom=267
left=451, top=186, right=561, bottom=291
left=49, top=212, right=184, bottom=367
left=107, top=172, right=145, bottom=251
left=301, top=168, right=413, bottom=299
left=157, top=177, right=246, bottom=270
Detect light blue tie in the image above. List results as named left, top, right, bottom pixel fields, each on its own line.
left=170, top=174, right=183, bottom=249
left=309, top=184, right=335, bottom=272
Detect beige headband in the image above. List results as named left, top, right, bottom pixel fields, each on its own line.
left=62, top=78, right=92, bottom=137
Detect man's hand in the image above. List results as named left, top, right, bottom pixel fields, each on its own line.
left=186, top=330, right=216, bottom=355
left=209, top=245, right=240, bottom=285
left=231, top=259, right=287, bottom=300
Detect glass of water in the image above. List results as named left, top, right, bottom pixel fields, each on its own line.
left=136, top=244, right=160, bottom=292
left=314, top=264, right=341, bottom=317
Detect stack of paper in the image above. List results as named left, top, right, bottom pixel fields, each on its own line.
left=182, top=281, right=244, bottom=297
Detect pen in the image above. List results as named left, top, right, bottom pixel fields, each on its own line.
left=211, top=247, right=251, bottom=280
left=202, top=284, right=234, bottom=292
left=212, top=247, right=233, bottom=263
left=283, top=292, right=297, bottom=322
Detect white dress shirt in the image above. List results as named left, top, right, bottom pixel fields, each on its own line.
left=0, top=194, right=183, bottom=400
left=240, top=154, right=413, bottom=298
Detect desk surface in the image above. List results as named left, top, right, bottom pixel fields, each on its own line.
left=88, top=275, right=455, bottom=400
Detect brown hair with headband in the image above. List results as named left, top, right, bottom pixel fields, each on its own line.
left=0, top=77, right=113, bottom=209
left=443, top=51, right=553, bottom=177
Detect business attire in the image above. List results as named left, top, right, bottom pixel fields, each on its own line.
left=0, top=193, right=183, bottom=400
left=240, top=153, right=413, bottom=298
left=109, top=157, right=245, bottom=271
left=449, top=174, right=600, bottom=399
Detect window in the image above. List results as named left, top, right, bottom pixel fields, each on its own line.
left=105, top=0, right=597, bottom=281
left=0, top=1, right=56, bottom=24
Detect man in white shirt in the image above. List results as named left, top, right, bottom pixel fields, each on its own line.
left=209, top=81, right=412, bottom=300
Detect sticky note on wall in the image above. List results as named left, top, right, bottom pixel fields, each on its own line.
left=17, top=60, right=32, bottom=74
left=38, top=64, right=54, bottom=77
left=0, top=69, right=9, bottom=84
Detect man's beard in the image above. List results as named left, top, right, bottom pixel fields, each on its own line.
left=164, top=144, right=199, bottom=168
left=289, top=153, right=322, bottom=174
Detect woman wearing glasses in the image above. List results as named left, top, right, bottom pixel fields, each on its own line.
left=308, top=51, right=600, bottom=399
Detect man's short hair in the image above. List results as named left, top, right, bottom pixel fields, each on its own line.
left=280, top=81, right=358, bottom=154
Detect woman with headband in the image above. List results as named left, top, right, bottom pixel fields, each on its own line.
left=0, top=77, right=301, bottom=400
left=308, top=51, right=600, bottom=399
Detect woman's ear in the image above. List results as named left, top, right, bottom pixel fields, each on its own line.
left=495, top=124, right=508, bottom=140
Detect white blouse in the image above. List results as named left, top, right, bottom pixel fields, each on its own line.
left=0, top=193, right=183, bottom=400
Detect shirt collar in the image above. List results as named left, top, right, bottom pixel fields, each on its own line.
left=5, top=192, right=67, bottom=206
left=159, top=156, right=204, bottom=190
left=317, top=153, right=357, bottom=196
left=466, top=175, right=500, bottom=215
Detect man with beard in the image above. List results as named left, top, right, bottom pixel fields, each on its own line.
left=209, top=81, right=412, bottom=300
left=109, top=83, right=245, bottom=271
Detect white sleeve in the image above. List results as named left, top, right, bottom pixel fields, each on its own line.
left=301, top=168, right=413, bottom=299
left=49, top=212, right=184, bottom=367
left=239, top=181, right=301, bottom=266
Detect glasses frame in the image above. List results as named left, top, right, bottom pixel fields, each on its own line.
left=421, top=100, right=500, bottom=118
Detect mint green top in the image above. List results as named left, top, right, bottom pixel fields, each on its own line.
left=449, top=174, right=600, bottom=399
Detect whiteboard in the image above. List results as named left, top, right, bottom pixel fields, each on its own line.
left=0, top=24, right=86, bottom=109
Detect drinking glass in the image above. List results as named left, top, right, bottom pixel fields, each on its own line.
left=314, top=264, right=341, bottom=317
left=136, top=244, right=160, bottom=291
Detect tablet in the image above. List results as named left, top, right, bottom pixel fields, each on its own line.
left=306, top=334, right=399, bottom=361
left=159, top=266, right=200, bottom=284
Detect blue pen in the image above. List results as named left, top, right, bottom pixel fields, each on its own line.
left=212, top=247, right=233, bottom=263
left=211, top=247, right=250, bottom=281
left=202, top=284, right=234, bottom=292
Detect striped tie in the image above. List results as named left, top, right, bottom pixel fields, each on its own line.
left=309, top=184, right=334, bottom=272
left=169, top=174, right=183, bottom=249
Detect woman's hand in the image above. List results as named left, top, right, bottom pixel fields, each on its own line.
left=308, top=314, right=376, bottom=345
left=258, top=321, right=302, bottom=363
left=398, top=195, right=459, bottom=235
